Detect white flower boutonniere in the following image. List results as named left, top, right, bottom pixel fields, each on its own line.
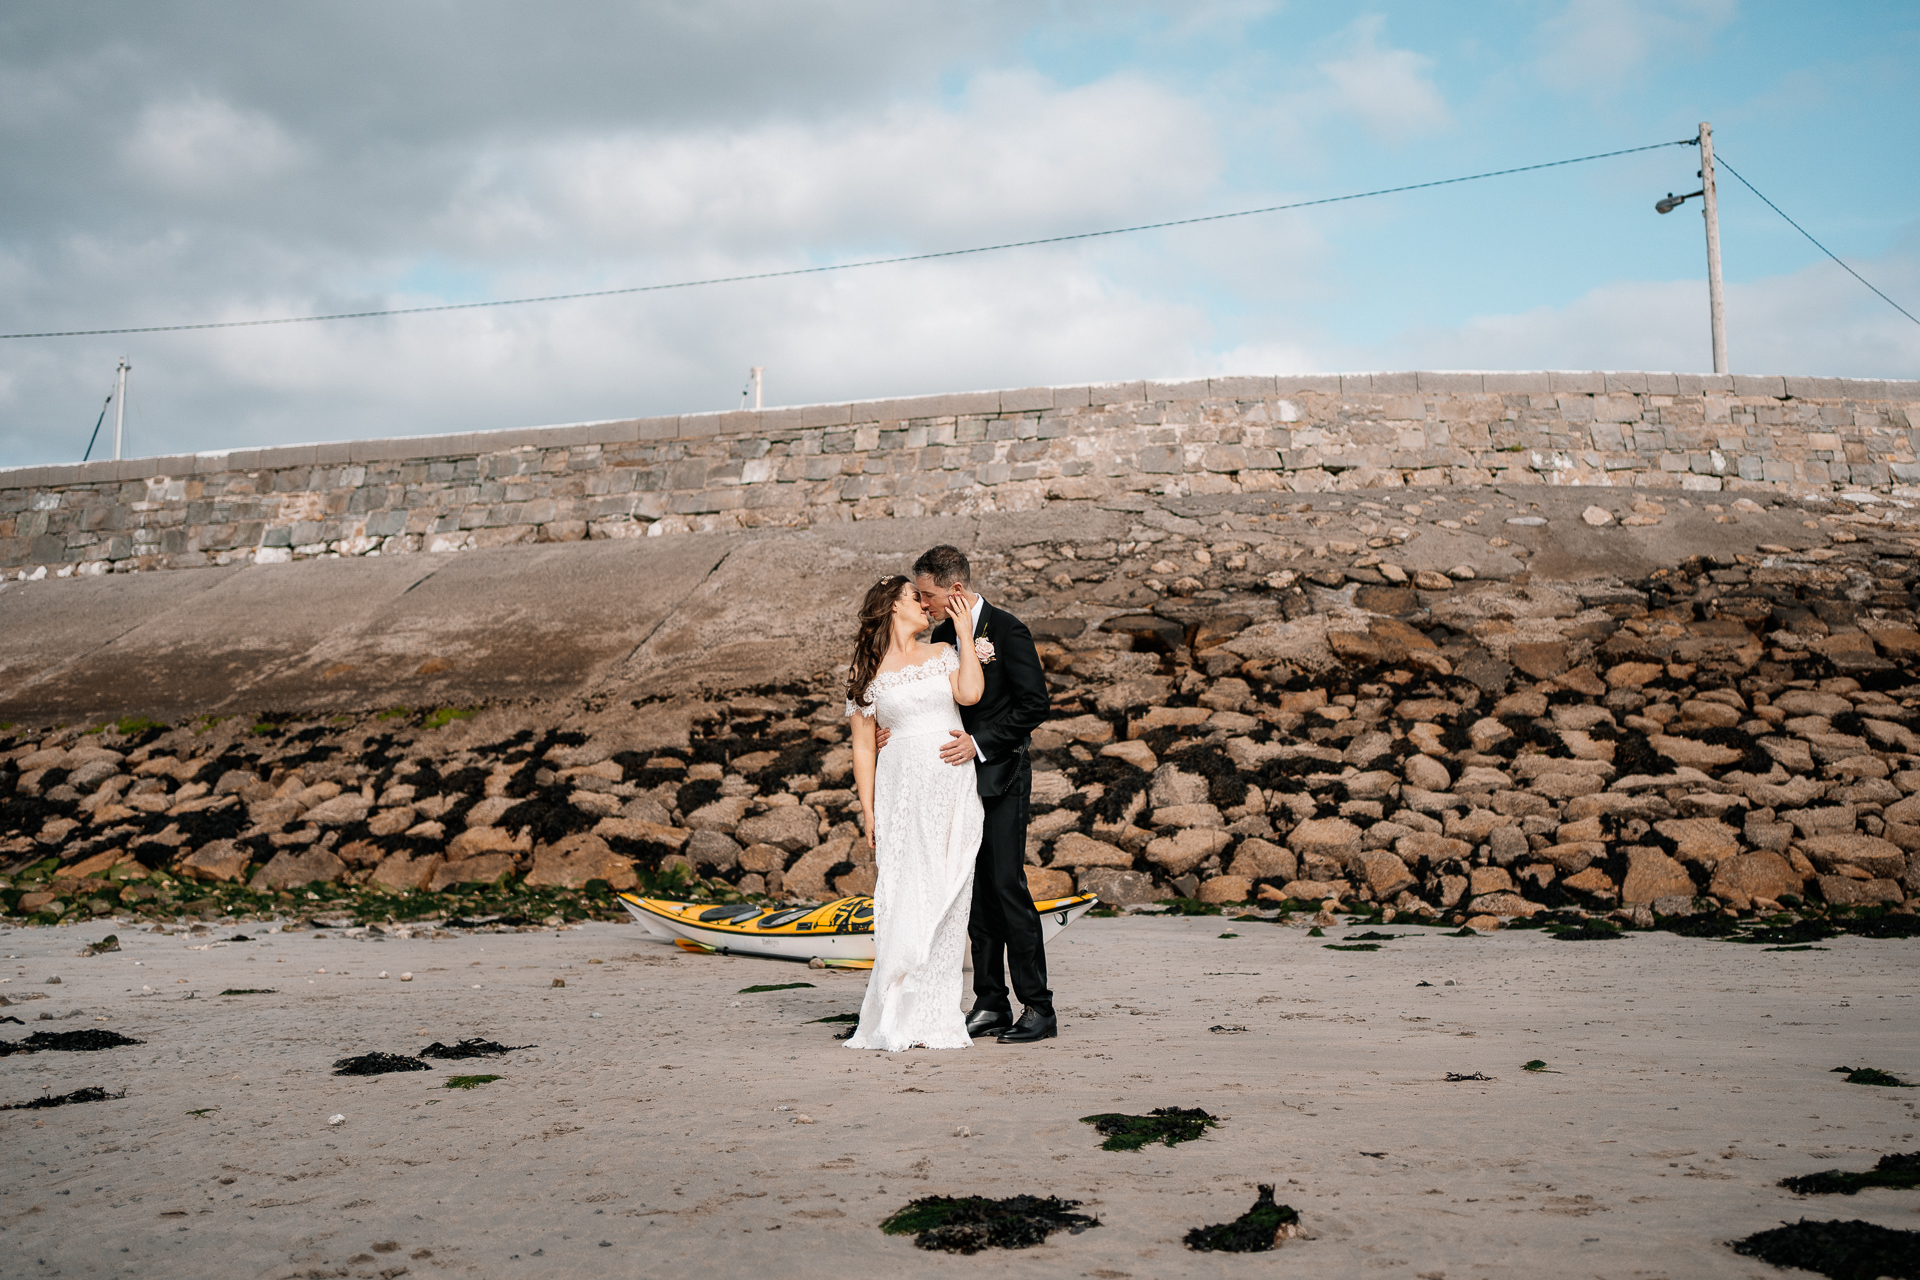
left=974, top=636, right=997, bottom=665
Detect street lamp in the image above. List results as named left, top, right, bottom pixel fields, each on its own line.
left=1655, top=122, right=1727, bottom=374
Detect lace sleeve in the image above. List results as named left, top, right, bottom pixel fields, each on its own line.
left=846, top=697, right=876, bottom=719
left=940, top=644, right=960, bottom=672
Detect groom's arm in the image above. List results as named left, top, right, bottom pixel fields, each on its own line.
left=967, top=614, right=1049, bottom=761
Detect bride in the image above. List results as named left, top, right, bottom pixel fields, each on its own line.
left=843, top=575, right=985, bottom=1051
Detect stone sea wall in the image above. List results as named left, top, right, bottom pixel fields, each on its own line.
left=3, top=371, right=1918, bottom=578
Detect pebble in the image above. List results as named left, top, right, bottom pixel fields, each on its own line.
left=399, top=973, right=413, bottom=982
left=328, top=1114, right=345, bottom=1126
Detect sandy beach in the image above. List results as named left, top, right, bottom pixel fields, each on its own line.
left=2, top=913, right=1915, bottom=1279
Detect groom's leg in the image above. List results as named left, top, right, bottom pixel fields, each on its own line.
left=967, top=847, right=1011, bottom=1012
left=979, top=774, right=1052, bottom=1015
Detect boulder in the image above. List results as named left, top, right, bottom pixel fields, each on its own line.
left=1145, top=827, right=1233, bottom=876
left=1148, top=803, right=1225, bottom=830
left=1708, top=851, right=1803, bottom=906
left=685, top=829, right=743, bottom=872
left=1359, top=851, right=1415, bottom=899
left=1078, top=867, right=1165, bottom=906
left=1049, top=833, right=1134, bottom=869
left=301, top=794, right=371, bottom=827
left=1277, top=879, right=1347, bottom=902
left=1650, top=735, right=1745, bottom=768
left=447, top=826, right=531, bottom=860
left=1100, top=740, right=1158, bottom=771
left=1816, top=875, right=1904, bottom=907
left=1466, top=891, right=1543, bottom=917
left=524, top=833, right=637, bottom=890
left=1403, top=754, right=1451, bottom=793
left=1655, top=818, right=1741, bottom=863
left=249, top=846, right=347, bottom=892
left=1800, top=834, right=1907, bottom=880
left=1621, top=847, right=1696, bottom=904
left=368, top=851, right=442, bottom=892
left=1469, top=866, right=1514, bottom=896
left=1198, top=875, right=1254, bottom=904
left=835, top=864, right=878, bottom=897
left=782, top=837, right=859, bottom=900
left=1563, top=866, right=1617, bottom=899
left=1287, top=817, right=1363, bottom=864
left=1094, top=676, right=1174, bottom=714
left=594, top=817, right=690, bottom=850
left=367, top=808, right=417, bottom=837
left=429, top=853, right=516, bottom=891
left=1024, top=867, right=1074, bottom=901
left=1149, top=765, right=1210, bottom=809
left=684, top=795, right=751, bottom=833
left=1046, top=714, right=1116, bottom=745
left=1226, top=837, right=1296, bottom=882
left=462, top=796, right=517, bottom=829
left=176, top=840, right=252, bottom=883
left=737, top=843, right=788, bottom=874
left=1487, top=826, right=1531, bottom=866
left=734, top=806, right=820, bottom=852
left=1538, top=841, right=1606, bottom=874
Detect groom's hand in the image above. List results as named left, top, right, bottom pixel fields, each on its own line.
left=938, top=730, right=975, bottom=765
left=873, top=726, right=890, bottom=750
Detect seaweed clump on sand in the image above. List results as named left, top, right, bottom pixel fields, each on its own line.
left=879, top=1194, right=1099, bottom=1253
left=1184, top=1185, right=1302, bottom=1253
left=0, top=1029, right=145, bottom=1057
left=1729, top=1218, right=1920, bottom=1280
left=1782, top=1152, right=1920, bottom=1196
left=1831, top=1065, right=1917, bottom=1087
left=0, top=1086, right=125, bottom=1111
left=332, top=1052, right=430, bottom=1076
left=1079, top=1106, right=1219, bottom=1151
left=420, top=1038, right=534, bottom=1059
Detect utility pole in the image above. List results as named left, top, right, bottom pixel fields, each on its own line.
left=1699, top=122, right=1727, bottom=375
left=749, top=366, right=764, bottom=410
left=113, top=358, right=130, bottom=460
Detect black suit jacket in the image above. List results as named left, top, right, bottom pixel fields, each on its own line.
left=929, top=598, right=1051, bottom=798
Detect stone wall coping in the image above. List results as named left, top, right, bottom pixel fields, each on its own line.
left=4, top=370, right=1917, bottom=492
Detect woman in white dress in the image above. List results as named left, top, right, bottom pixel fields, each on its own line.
left=843, top=575, right=986, bottom=1051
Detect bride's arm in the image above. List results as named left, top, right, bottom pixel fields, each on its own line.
left=850, top=707, right=878, bottom=852
left=947, top=610, right=985, bottom=707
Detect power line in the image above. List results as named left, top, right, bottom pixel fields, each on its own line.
left=0, top=138, right=1694, bottom=342
left=1714, top=153, right=1920, bottom=329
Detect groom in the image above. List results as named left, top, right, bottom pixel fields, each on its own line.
left=914, top=544, right=1056, bottom=1044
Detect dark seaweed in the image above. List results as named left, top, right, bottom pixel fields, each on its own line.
left=331, top=1052, right=430, bottom=1076
left=1782, top=1152, right=1920, bottom=1196
left=1831, top=1066, right=1916, bottom=1087
left=879, top=1194, right=1099, bottom=1253
left=0, top=1086, right=125, bottom=1111
left=419, top=1038, right=534, bottom=1059
left=739, top=982, right=815, bottom=994
left=1184, top=1185, right=1300, bottom=1253
left=0, top=1029, right=144, bottom=1056
left=1728, top=1218, right=1920, bottom=1280
left=1079, top=1106, right=1219, bottom=1151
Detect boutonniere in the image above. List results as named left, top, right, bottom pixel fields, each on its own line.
left=974, top=636, right=997, bottom=665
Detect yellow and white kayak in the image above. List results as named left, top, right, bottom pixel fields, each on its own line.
left=616, top=891, right=1100, bottom=964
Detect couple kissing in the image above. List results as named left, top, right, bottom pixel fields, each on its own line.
left=840, top=545, right=1053, bottom=1052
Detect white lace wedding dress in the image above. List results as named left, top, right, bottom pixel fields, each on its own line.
left=843, top=645, right=983, bottom=1051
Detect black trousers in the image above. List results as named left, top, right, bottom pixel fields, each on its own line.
left=968, top=764, right=1052, bottom=1015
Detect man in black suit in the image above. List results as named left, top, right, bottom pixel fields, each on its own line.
left=912, top=544, right=1056, bottom=1043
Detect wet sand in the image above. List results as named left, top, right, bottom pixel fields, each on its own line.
left=2, top=915, right=1916, bottom=1279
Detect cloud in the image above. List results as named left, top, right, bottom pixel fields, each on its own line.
left=445, top=70, right=1219, bottom=258
left=1534, top=0, right=1739, bottom=97
left=123, top=94, right=303, bottom=193
left=1317, top=15, right=1452, bottom=144
left=1365, top=247, right=1920, bottom=377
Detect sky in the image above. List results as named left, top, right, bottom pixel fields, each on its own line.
left=1, top=0, right=1916, bottom=466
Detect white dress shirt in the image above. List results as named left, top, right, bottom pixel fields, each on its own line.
left=963, top=592, right=986, bottom=762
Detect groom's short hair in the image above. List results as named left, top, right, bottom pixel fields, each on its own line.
left=912, top=545, right=970, bottom=586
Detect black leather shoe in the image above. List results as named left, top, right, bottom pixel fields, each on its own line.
left=996, top=1009, right=1057, bottom=1044
left=965, top=1009, right=1013, bottom=1038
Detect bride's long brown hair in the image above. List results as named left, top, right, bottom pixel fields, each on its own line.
left=847, top=575, right=911, bottom=711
